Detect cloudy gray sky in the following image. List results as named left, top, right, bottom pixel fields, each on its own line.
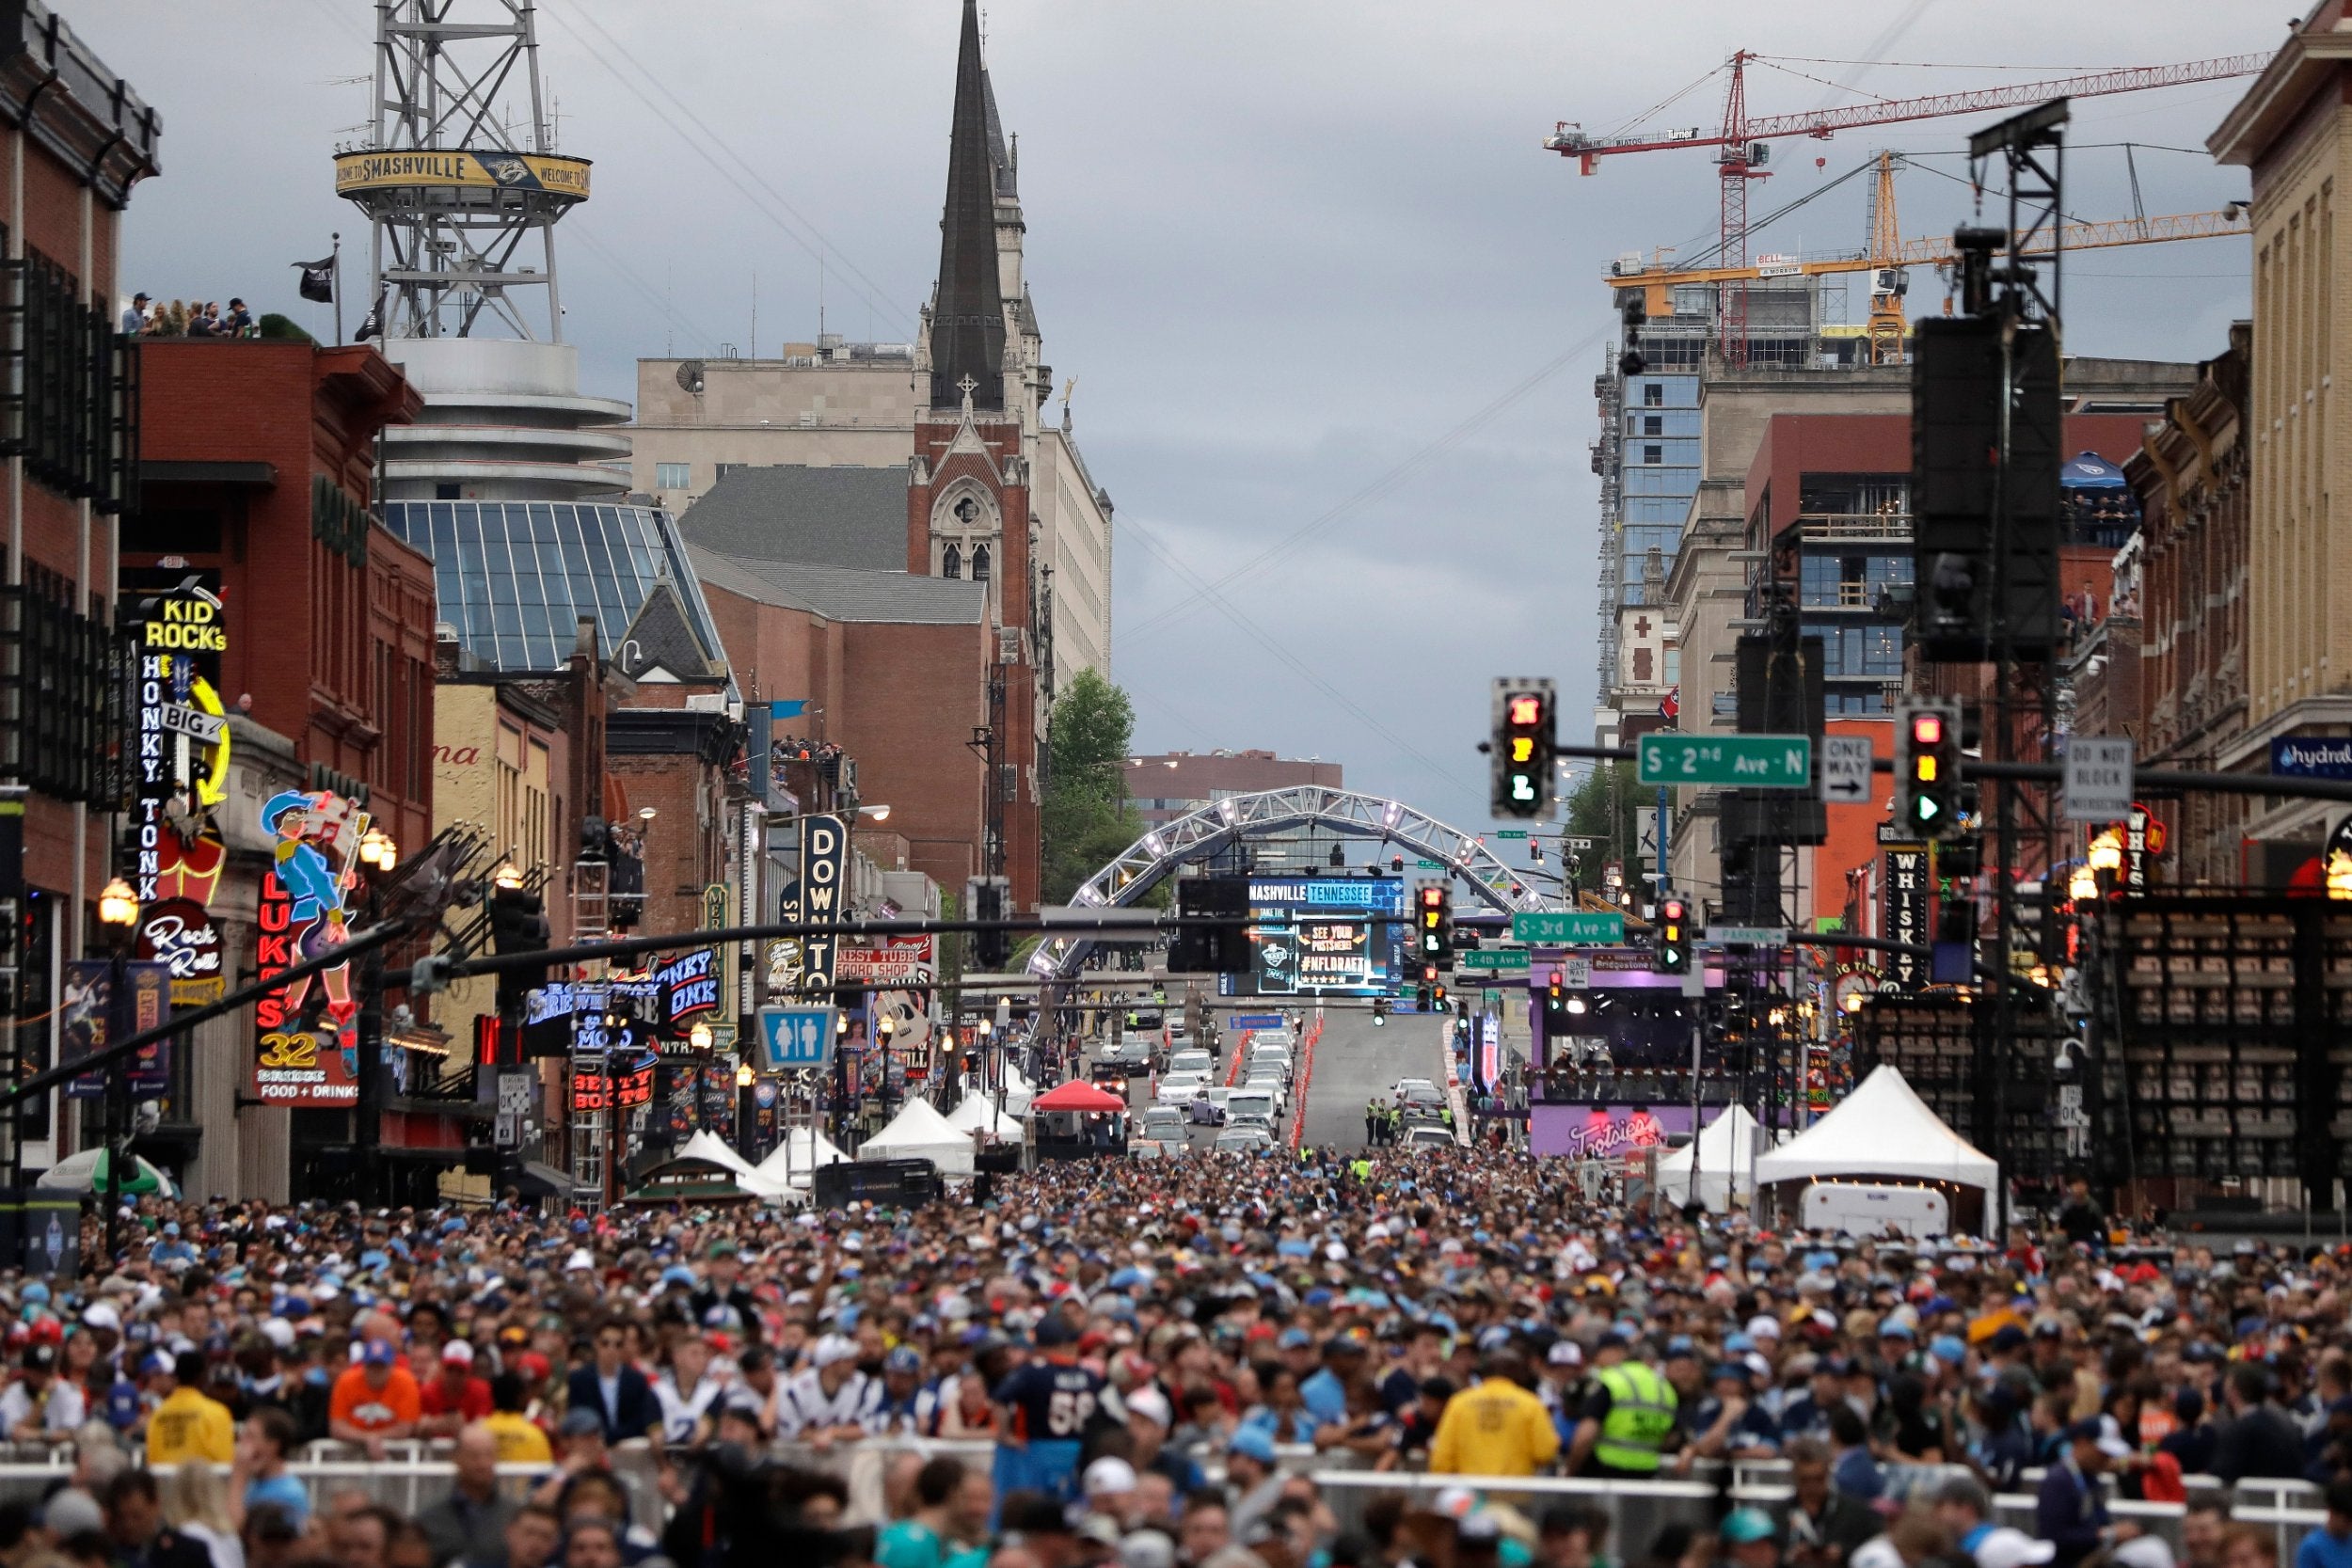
left=78, top=2, right=2265, bottom=842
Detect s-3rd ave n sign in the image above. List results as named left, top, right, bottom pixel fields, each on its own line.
left=1638, top=734, right=1813, bottom=788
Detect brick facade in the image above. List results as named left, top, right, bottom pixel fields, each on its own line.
left=699, top=579, right=988, bottom=894
left=908, top=408, right=1040, bottom=906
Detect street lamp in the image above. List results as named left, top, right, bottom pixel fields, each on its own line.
left=491, top=861, right=523, bottom=891
left=97, top=879, right=138, bottom=930
left=95, top=879, right=139, bottom=1262
left=358, top=829, right=398, bottom=873
left=2068, top=863, right=2100, bottom=904
left=688, top=1020, right=713, bottom=1052
left=735, top=1061, right=754, bottom=1088
left=2087, top=830, right=2124, bottom=874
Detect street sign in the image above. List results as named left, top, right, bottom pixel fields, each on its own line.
left=1230, top=1013, right=1286, bottom=1029
left=494, top=1069, right=531, bottom=1150
left=756, top=1005, right=841, bottom=1069
left=1562, top=957, right=1592, bottom=988
left=1511, top=911, right=1626, bottom=944
left=1705, top=927, right=1788, bottom=947
left=1820, top=735, right=1874, bottom=806
left=2064, top=736, right=2135, bottom=823
left=1416, top=859, right=1443, bottom=870
left=1638, top=733, right=1813, bottom=789
left=1460, top=947, right=1530, bottom=972
left=1565, top=836, right=1595, bottom=852
left=1495, top=829, right=1529, bottom=840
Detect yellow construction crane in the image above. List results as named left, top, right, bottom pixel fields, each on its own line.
left=1605, top=151, right=2249, bottom=364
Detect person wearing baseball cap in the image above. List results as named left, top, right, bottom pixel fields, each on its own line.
left=328, top=1338, right=421, bottom=1459
left=420, top=1338, right=491, bottom=1438
left=0, top=1340, right=82, bottom=1445
left=989, top=1309, right=1106, bottom=1514
left=2039, top=1418, right=2127, bottom=1568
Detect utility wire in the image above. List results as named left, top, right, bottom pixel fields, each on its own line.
left=537, top=3, right=912, bottom=337
left=1115, top=515, right=1460, bottom=787
left=1121, top=333, right=1601, bottom=644
left=567, top=223, right=725, bottom=356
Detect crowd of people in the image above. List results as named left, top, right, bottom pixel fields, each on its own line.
left=119, top=293, right=257, bottom=339
left=0, top=1148, right=2340, bottom=1568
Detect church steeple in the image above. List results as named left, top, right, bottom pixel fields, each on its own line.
left=928, top=0, right=1006, bottom=412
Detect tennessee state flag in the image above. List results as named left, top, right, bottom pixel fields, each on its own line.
left=1660, top=687, right=1679, bottom=721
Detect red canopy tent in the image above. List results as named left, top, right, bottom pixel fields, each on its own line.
left=1028, top=1080, right=1128, bottom=1113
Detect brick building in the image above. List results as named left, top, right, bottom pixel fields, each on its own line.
left=2127, top=325, right=2252, bottom=885
left=122, top=336, right=437, bottom=1198
left=694, top=549, right=988, bottom=893
left=0, top=5, right=158, bottom=1178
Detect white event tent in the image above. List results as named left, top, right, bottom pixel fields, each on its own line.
left=859, top=1099, right=976, bottom=1175
left=1655, top=1103, right=1763, bottom=1212
left=1752, top=1066, right=1998, bottom=1216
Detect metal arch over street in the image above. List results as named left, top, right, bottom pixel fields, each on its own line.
left=1026, top=786, right=1557, bottom=983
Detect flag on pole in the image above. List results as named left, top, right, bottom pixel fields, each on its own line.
left=294, top=255, right=335, bottom=304
left=355, top=300, right=380, bottom=341
left=1660, top=686, right=1680, bottom=721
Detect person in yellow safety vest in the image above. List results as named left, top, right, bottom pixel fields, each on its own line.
left=1567, top=1340, right=1679, bottom=1479
left=1428, top=1349, right=1560, bottom=1478
left=1349, top=1156, right=1372, bottom=1183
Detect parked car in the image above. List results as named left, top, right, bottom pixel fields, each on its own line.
left=1248, top=1046, right=1295, bottom=1085
left=1101, top=1035, right=1155, bottom=1070
left=1404, top=1123, right=1458, bottom=1150
left=1184, top=1092, right=1226, bottom=1127
left=1244, top=1070, right=1287, bottom=1112
left=1215, top=1126, right=1275, bottom=1153
left=1228, top=1089, right=1278, bottom=1130
left=1168, top=1049, right=1215, bottom=1079
left=1140, top=1105, right=1187, bottom=1142
left=1156, top=1072, right=1206, bottom=1104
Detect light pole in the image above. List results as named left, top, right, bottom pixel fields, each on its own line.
left=354, top=830, right=398, bottom=1206
left=94, top=878, right=138, bottom=1262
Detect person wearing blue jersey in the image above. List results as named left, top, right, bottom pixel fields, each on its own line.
left=990, top=1317, right=1104, bottom=1512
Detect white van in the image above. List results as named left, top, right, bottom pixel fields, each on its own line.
left=1227, top=1089, right=1278, bottom=1131
left=1800, top=1181, right=1951, bottom=1240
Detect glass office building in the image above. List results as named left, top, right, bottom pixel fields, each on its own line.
left=383, top=499, right=728, bottom=673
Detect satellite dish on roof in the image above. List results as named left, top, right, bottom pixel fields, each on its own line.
left=676, top=359, right=706, bottom=396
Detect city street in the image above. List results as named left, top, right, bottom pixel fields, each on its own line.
left=1296, top=1006, right=1444, bottom=1149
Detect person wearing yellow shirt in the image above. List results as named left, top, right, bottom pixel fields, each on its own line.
left=146, top=1352, right=235, bottom=1466
left=1429, top=1351, right=1561, bottom=1478
left=483, top=1372, right=553, bottom=1465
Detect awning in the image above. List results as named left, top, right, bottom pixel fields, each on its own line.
left=513, top=1160, right=576, bottom=1199
left=2060, top=451, right=2129, bottom=490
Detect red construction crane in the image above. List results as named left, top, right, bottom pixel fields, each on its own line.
left=1549, top=51, right=2270, bottom=362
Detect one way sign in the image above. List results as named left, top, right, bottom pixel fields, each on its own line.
left=1820, top=736, right=1874, bottom=806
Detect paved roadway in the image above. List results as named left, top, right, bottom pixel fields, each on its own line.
left=1298, top=1006, right=1448, bottom=1150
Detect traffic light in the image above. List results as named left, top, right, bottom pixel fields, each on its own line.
left=964, top=876, right=1011, bottom=970
left=1415, top=882, right=1454, bottom=967
left=486, top=885, right=551, bottom=1011
left=1371, top=997, right=1388, bottom=1027
left=1491, top=678, right=1555, bottom=818
left=1654, top=896, right=1690, bottom=974
left=1432, top=982, right=1449, bottom=1012
left=1897, top=701, right=1963, bottom=839
left=1168, top=876, right=1251, bottom=974
left=1415, top=983, right=1434, bottom=1011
